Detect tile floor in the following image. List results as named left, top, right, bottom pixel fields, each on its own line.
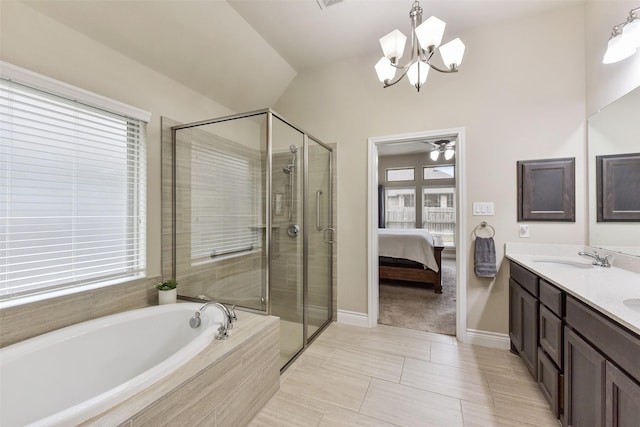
left=249, top=323, right=560, bottom=427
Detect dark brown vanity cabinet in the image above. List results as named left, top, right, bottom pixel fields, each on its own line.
left=564, top=326, right=605, bottom=427
left=508, top=262, right=539, bottom=379
left=564, top=296, right=640, bottom=427
left=509, top=262, right=565, bottom=420
left=509, top=261, right=640, bottom=425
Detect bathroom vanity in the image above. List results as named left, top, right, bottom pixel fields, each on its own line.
left=506, top=246, right=640, bottom=426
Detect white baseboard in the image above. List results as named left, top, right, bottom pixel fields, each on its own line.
left=466, top=329, right=510, bottom=349
left=337, top=310, right=369, bottom=327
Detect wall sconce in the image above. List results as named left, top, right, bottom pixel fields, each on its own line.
left=603, top=7, right=640, bottom=64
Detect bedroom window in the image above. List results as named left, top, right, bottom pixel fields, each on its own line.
left=384, top=187, right=415, bottom=228
left=0, top=63, right=149, bottom=305
left=423, top=187, right=456, bottom=247
left=386, top=167, right=415, bottom=182
left=423, top=165, right=454, bottom=180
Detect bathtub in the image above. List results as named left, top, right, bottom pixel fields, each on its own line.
left=0, top=302, right=224, bottom=427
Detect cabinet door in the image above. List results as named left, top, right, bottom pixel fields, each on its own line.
left=509, top=278, right=522, bottom=353
left=605, top=361, right=640, bottom=427
left=521, top=288, right=539, bottom=379
left=538, top=347, right=561, bottom=418
left=564, top=327, right=606, bottom=427
left=540, top=304, right=563, bottom=367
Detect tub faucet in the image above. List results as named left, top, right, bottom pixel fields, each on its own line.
left=578, top=251, right=611, bottom=267
left=189, top=302, right=235, bottom=339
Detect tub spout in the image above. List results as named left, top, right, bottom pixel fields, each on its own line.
left=189, top=302, right=234, bottom=340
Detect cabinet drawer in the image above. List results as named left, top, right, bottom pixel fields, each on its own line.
left=538, top=347, right=562, bottom=419
left=566, top=296, right=640, bottom=383
left=540, top=305, right=563, bottom=367
left=539, top=279, right=563, bottom=317
left=510, top=261, right=538, bottom=297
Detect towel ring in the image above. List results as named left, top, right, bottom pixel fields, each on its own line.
left=473, top=221, right=495, bottom=238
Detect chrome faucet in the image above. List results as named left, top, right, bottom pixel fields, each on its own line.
left=578, top=251, right=611, bottom=267
left=189, top=301, right=236, bottom=339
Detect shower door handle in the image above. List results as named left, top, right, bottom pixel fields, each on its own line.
left=322, top=227, right=335, bottom=244
left=315, top=190, right=323, bottom=231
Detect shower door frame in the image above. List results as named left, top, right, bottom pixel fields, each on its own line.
left=302, top=133, right=334, bottom=347
left=170, top=109, right=334, bottom=363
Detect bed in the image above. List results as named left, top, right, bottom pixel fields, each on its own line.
left=378, top=228, right=444, bottom=293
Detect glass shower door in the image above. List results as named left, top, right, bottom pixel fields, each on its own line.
left=306, top=136, right=333, bottom=340
left=271, top=117, right=305, bottom=368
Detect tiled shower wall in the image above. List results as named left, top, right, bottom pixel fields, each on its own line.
left=162, top=117, right=265, bottom=309
left=162, top=116, right=337, bottom=322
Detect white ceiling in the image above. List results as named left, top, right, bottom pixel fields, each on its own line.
left=228, top=0, right=582, bottom=71
left=23, top=0, right=582, bottom=112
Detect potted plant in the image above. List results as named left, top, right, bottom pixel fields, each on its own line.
left=156, top=279, right=177, bottom=305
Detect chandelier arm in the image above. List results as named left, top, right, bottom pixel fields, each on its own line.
left=383, top=67, right=412, bottom=88
left=426, top=61, right=459, bottom=74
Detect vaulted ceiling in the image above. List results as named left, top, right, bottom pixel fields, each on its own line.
left=23, top=0, right=582, bottom=112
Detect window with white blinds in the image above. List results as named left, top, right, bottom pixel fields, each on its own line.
left=190, top=138, right=260, bottom=263
left=0, top=77, right=147, bottom=303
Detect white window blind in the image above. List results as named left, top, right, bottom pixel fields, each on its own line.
left=190, top=139, right=260, bottom=262
left=0, top=78, right=147, bottom=302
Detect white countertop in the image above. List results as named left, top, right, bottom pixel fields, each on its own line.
left=505, top=243, right=640, bottom=336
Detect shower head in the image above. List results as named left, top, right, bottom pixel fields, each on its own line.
left=289, top=145, right=298, bottom=154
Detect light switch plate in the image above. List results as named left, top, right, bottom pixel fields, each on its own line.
left=519, top=224, right=530, bottom=238
left=473, top=202, right=495, bottom=216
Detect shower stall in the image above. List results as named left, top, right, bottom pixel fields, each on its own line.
left=165, top=109, right=334, bottom=369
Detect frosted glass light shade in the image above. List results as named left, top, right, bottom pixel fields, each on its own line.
left=415, top=16, right=446, bottom=49
left=374, top=57, right=396, bottom=82
left=379, top=29, right=407, bottom=61
left=430, top=150, right=439, bottom=161
left=444, top=148, right=455, bottom=160
left=603, top=33, right=636, bottom=64
left=407, top=61, right=429, bottom=86
left=439, top=38, right=465, bottom=69
left=622, top=18, right=640, bottom=48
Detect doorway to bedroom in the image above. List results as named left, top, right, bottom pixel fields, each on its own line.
left=368, top=128, right=466, bottom=338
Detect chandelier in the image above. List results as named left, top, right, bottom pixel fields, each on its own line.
left=603, top=6, right=640, bottom=64
left=374, top=1, right=465, bottom=92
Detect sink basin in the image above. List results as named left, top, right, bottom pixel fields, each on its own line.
left=532, top=259, right=593, bottom=269
left=623, top=299, right=640, bottom=312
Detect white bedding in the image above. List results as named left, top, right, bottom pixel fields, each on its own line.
left=378, top=228, right=439, bottom=272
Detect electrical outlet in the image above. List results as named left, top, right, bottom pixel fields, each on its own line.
left=519, top=224, right=529, bottom=238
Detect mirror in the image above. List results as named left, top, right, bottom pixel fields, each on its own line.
left=588, top=86, right=640, bottom=257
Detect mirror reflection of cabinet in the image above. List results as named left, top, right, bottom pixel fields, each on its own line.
left=588, top=86, right=640, bottom=256
left=596, top=153, right=640, bottom=222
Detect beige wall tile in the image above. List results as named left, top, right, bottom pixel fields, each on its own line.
left=214, top=354, right=280, bottom=427
left=0, top=277, right=159, bottom=348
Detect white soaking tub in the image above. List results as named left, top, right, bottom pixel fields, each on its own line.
left=0, top=302, right=224, bottom=427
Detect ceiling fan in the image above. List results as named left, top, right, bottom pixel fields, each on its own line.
left=426, top=139, right=455, bottom=161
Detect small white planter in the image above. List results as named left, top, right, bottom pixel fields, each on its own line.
left=158, top=288, right=177, bottom=305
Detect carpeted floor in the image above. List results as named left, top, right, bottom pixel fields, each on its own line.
left=378, top=258, right=456, bottom=336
